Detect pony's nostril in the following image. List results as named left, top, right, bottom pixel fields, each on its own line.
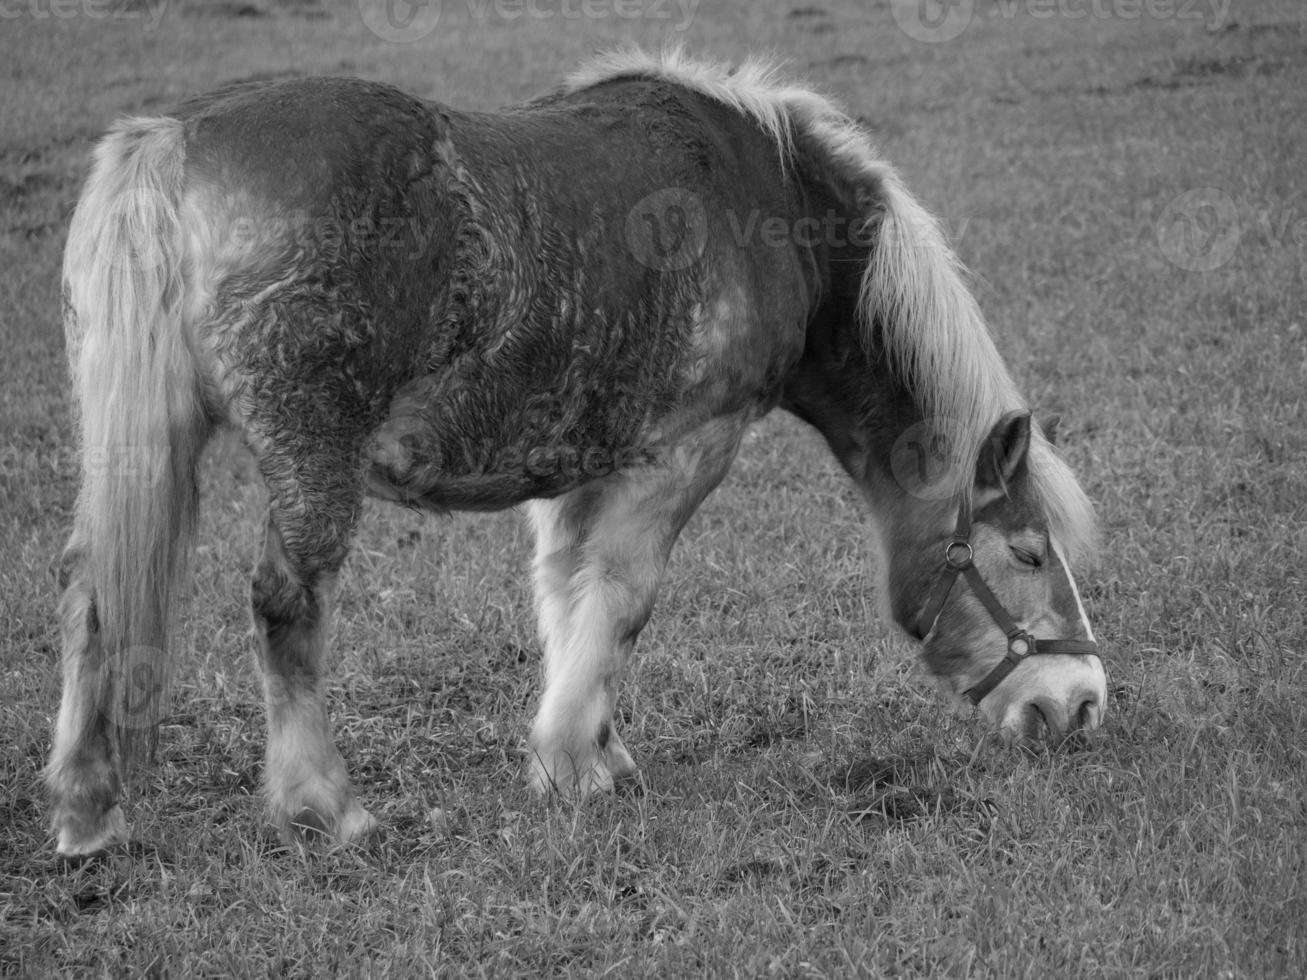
left=1076, top=698, right=1100, bottom=731
left=1024, top=703, right=1050, bottom=742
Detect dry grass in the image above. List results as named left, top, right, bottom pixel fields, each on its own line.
left=2, top=0, right=1305, bottom=976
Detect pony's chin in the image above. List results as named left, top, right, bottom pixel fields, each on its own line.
left=931, top=676, right=977, bottom=718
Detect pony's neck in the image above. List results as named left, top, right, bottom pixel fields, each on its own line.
left=780, top=250, right=958, bottom=634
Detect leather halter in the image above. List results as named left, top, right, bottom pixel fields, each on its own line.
left=912, top=505, right=1101, bottom=705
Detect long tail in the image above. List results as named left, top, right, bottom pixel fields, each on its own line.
left=60, top=115, right=207, bottom=768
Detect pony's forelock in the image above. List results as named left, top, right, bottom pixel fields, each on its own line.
left=1029, top=432, right=1099, bottom=566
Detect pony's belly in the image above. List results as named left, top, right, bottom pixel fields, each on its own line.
left=363, top=380, right=662, bottom=511
left=364, top=429, right=647, bottom=511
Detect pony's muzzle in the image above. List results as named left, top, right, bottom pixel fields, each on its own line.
left=1013, top=689, right=1103, bottom=743
left=987, top=656, right=1108, bottom=745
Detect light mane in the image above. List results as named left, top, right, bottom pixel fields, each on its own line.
left=565, top=47, right=1096, bottom=562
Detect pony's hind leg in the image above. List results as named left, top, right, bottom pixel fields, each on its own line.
left=46, top=548, right=127, bottom=856
left=526, top=415, right=748, bottom=796
left=251, top=453, right=375, bottom=844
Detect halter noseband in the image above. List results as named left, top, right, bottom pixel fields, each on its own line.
left=912, top=505, right=1101, bottom=705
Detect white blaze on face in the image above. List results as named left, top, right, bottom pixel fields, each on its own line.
left=982, top=540, right=1108, bottom=739
left=1048, top=541, right=1092, bottom=640
left=1049, top=540, right=1107, bottom=727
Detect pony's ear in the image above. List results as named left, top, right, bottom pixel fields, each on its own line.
left=1040, top=413, right=1063, bottom=446
left=976, top=410, right=1032, bottom=493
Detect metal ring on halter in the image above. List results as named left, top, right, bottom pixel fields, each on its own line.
left=944, top=540, right=973, bottom=569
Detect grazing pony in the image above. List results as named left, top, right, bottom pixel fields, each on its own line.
left=48, top=48, right=1106, bottom=855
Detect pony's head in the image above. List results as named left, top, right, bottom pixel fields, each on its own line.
left=898, top=411, right=1106, bottom=743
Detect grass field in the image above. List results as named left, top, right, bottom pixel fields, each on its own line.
left=2, top=0, right=1305, bottom=975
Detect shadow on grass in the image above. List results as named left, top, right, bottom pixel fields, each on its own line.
left=829, top=751, right=999, bottom=829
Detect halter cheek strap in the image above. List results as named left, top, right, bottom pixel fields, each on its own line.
left=912, top=506, right=1101, bottom=705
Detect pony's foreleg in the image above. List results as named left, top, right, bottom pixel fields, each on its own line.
left=252, top=487, right=374, bottom=844
left=526, top=495, right=583, bottom=688
left=526, top=492, right=640, bottom=793
left=526, top=416, right=747, bottom=796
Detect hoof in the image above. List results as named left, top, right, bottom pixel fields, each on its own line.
left=281, top=801, right=379, bottom=846
left=54, top=803, right=128, bottom=858
left=528, top=755, right=615, bottom=797
left=337, top=803, right=380, bottom=843
left=527, top=725, right=639, bottom=799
